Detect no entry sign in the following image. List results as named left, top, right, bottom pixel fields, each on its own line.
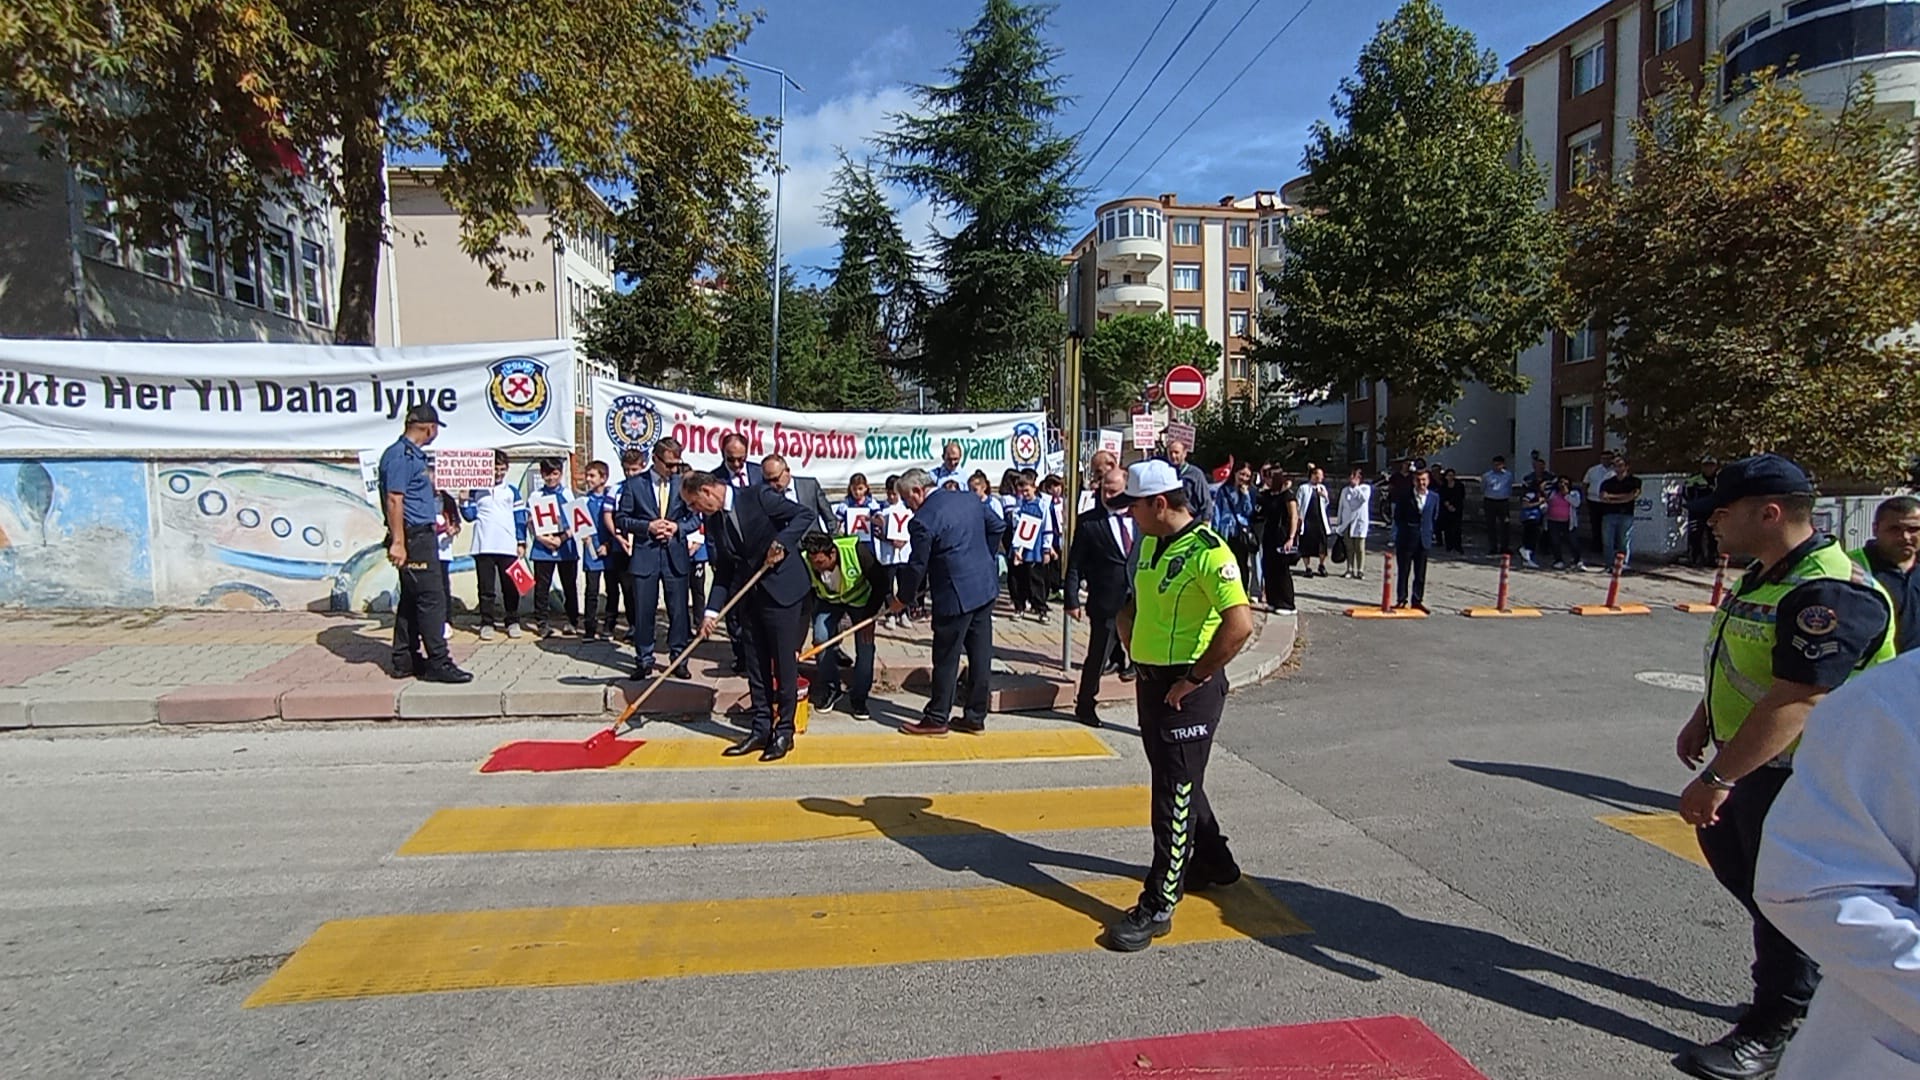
left=1162, top=365, right=1207, bottom=411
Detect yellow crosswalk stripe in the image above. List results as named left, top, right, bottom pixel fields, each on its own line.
left=605, top=728, right=1115, bottom=770
left=244, top=877, right=1309, bottom=1007
left=399, top=787, right=1153, bottom=855
left=1598, top=812, right=1709, bottom=867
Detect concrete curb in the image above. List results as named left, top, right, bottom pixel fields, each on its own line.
left=0, top=614, right=1299, bottom=731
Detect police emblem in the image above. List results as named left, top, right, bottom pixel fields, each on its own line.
left=605, top=393, right=664, bottom=455
left=1795, top=605, right=1839, bottom=635
left=1011, top=421, right=1042, bottom=467
left=487, top=357, right=551, bottom=436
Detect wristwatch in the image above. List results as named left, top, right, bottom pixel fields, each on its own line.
left=1700, top=768, right=1737, bottom=791
left=1182, top=671, right=1208, bottom=687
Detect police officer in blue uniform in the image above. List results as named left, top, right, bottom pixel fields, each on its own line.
left=381, top=405, right=472, bottom=683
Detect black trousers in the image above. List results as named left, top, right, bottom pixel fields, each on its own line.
left=1261, top=549, right=1295, bottom=610
left=1484, top=499, right=1511, bottom=554
left=1696, top=765, right=1818, bottom=1023
left=600, top=547, right=629, bottom=634
left=690, top=563, right=708, bottom=619
left=628, top=568, right=690, bottom=668
left=1588, top=502, right=1607, bottom=554
left=1008, top=560, right=1048, bottom=616
left=1395, top=540, right=1429, bottom=605
left=391, top=525, right=451, bottom=671
left=1438, top=513, right=1464, bottom=553
left=583, top=568, right=603, bottom=634
left=927, top=603, right=994, bottom=725
left=472, top=552, right=521, bottom=628
left=1134, top=664, right=1233, bottom=913
left=1077, top=606, right=1124, bottom=711
left=532, top=559, right=579, bottom=628
left=1687, top=521, right=1720, bottom=567
left=741, top=596, right=806, bottom=741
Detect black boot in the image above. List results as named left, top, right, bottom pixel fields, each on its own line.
left=1676, top=1006, right=1798, bottom=1080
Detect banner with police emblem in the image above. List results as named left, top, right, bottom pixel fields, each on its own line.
left=0, top=338, right=575, bottom=453
left=592, top=377, right=1047, bottom=491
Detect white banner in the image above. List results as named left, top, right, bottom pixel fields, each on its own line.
left=590, top=378, right=1048, bottom=492
left=0, top=338, right=576, bottom=453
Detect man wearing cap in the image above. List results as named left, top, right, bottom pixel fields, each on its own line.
left=1673, top=453, right=1894, bottom=1080
left=1105, top=460, right=1254, bottom=952
left=379, top=406, right=472, bottom=683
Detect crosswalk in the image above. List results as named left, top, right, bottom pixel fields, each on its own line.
left=1597, top=811, right=1710, bottom=868
left=247, top=721, right=1311, bottom=1012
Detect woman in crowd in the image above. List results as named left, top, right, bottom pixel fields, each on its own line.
left=1438, top=468, right=1468, bottom=554
left=1544, top=476, right=1585, bottom=571
left=1336, top=465, right=1373, bottom=580
left=1295, top=465, right=1333, bottom=578
left=1212, top=462, right=1258, bottom=585
left=1258, top=467, right=1300, bottom=615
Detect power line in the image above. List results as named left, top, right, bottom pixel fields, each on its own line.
left=1085, top=0, right=1270, bottom=194
left=1072, top=0, right=1181, bottom=142
left=1119, top=0, right=1318, bottom=195
left=1073, top=0, right=1224, bottom=181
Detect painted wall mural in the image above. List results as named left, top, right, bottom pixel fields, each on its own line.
left=0, top=456, right=550, bottom=612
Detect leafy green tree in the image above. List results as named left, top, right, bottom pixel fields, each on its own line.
left=1561, top=67, right=1920, bottom=482
left=1081, top=312, right=1220, bottom=403
left=882, top=0, right=1079, bottom=410
left=3, top=0, right=764, bottom=343
left=1252, top=0, right=1563, bottom=457
left=822, top=154, right=929, bottom=368
left=1193, top=397, right=1312, bottom=473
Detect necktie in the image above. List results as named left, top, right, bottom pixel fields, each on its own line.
left=1115, top=514, right=1134, bottom=555
left=732, top=469, right=748, bottom=488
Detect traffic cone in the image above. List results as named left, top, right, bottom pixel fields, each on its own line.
left=1347, top=550, right=1428, bottom=619
left=1676, top=555, right=1731, bottom=614
left=1572, top=553, right=1652, bottom=616
left=1464, top=554, right=1542, bottom=617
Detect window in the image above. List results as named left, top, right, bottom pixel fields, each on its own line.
left=1100, top=206, right=1162, bottom=243
left=137, top=233, right=177, bottom=282
left=1571, top=41, right=1607, bottom=95
left=1228, top=222, right=1249, bottom=248
left=1173, top=309, right=1201, bottom=329
left=1259, top=216, right=1290, bottom=248
left=1655, top=1, right=1693, bottom=52
left=1567, top=129, right=1605, bottom=185
left=1567, top=321, right=1601, bottom=363
left=1785, top=0, right=1844, bottom=19
left=1230, top=354, right=1250, bottom=379
left=1172, top=264, right=1201, bottom=291
left=1172, top=219, right=1200, bottom=246
left=227, top=236, right=260, bottom=307
left=77, top=176, right=120, bottom=264
left=1227, top=264, right=1250, bottom=292
left=1348, top=425, right=1372, bottom=466
left=1229, top=309, right=1250, bottom=337
left=261, top=227, right=294, bottom=316
left=299, top=238, right=327, bottom=324
left=1560, top=396, right=1596, bottom=449
left=1724, top=14, right=1770, bottom=51
left=185, top=208, right=218, bottom=293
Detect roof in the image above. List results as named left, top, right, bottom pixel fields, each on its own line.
left=1508, top=0, right=1635, bottom=75
left=385, top=164, right=618, bottom=218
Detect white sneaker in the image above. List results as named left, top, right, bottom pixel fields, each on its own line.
left=478, top=624, right=496, bottom=641
left=506, top=622, right=524, bottom=639
left=1274, top=607, right=1298, bottom=615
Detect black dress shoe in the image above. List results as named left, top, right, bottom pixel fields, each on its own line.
left=722, top=735, right=768, bottom=757
left=760, top=735, right=792, bottom=762
left=1117, top=665, right=1136, bottom=683
left=1073, top=705, right=1101, bottom=726
left=419, top=665, right=473, bottom=684
left=632, top=664, right=655, bottom=681
left=949, top=717, right=986, bottom=735
left=672, top=663, right=692, bottom=680
left=1676, top=1012, right=1794, bottom=1080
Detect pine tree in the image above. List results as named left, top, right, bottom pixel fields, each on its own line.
left=882, top=0, right=1080, bottom=411
left=822, top=154, right=929, bottom=368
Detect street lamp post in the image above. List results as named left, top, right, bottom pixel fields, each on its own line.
left=726, top=54, right=805, bottom=407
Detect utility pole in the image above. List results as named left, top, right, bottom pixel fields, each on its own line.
left=725, top=54, right=805, bottom=406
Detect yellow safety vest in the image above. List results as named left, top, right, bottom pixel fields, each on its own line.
left=1705, top=537, right=1895, bottom=745
left=807, top=536, right=873, bottom=606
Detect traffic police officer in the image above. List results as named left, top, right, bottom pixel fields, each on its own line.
left=380, top=404, right=472, bottom=683
left=802, top=532, right=884, bottom=721
left=1675, top=454, right=1892, bottom=1080
left=1106, top=460, right=1255, bottom=952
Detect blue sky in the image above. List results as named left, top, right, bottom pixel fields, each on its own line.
left=734, top=0, right=1602, bottom=282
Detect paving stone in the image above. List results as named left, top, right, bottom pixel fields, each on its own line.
left=398, top=681, right=511, bottom=719
left=0, top=690, right=28, bottom=730
left=605, top=679, right=715, bottom=716
left=501, top=681, right=609, bottom=717
left=28, top=688, right=162, bottom=728
left=157, top=684, right=284, bottom=725
left=280, top=684, right=399, bottom=722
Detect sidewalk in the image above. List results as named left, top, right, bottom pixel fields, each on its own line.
left=1284, top=547, right=1725, bottom=616
left=0, top=601, right=1296, bottom=730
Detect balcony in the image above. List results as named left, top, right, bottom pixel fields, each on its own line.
left=1257, top=242, right=1286, bottom=271
left=1098, top=234, right=1164, bottom=271
left=1096, top=282, right=1164, bottom=314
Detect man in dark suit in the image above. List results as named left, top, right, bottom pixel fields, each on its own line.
left=1393, top=467, right=1440, bottom=613
left=890, top=467, right=1008, bottom=736
left=761, top=454, right=840, bottom=538
left=1064, top=467, right=1138, bottom=725
left=710, top=431, right=763, bottom=673
left=684, top=470, right=813, bottom=761
left=616, top=436, right=696, bottom=680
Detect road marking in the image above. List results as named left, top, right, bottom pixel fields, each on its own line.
left=244, top=878, right=1310, bottom=1007
left=1635, top=671, right=1706, bottom=693
left=1598, top=812, right=1708, bottom=867
left=399, top=787, right=1153, bottom=855
left=602, top=728, right=1115, bottom=770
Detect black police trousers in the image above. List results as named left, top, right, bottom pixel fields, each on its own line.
left=1696, top=764, right=1818, bottom=1024
left=391, top=524, right=452, bottom=673
left=1134, top=663, right=1235, bottom=914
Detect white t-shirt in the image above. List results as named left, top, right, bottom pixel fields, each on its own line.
left=467, top=482, right=521, bottom=555
left=1584, top=463, right=1613, bottom=501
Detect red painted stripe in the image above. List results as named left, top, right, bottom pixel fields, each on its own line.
left=702, top=1017, right=1487, bottom=1079
left=478, top=738, right=644, bottom=773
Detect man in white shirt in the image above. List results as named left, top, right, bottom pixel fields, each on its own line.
left=1584, top=450, right=1617, bottom=558
left=1757, top=655, right=1920, bottom=1079
left=1481, top=455, right=1514, bottom=558
left=930, top=442, right=966, bottom=491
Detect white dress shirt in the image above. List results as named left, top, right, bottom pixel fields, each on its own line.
left=1584, top=463, right=1612, bottom=502
left=1757, top=655, right=1920, bottom=1078
left=1336, top=482, right=1373, bottom=538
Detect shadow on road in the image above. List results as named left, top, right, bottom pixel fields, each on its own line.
left=1261, top=877, right=1729, bottom=1053
left=1451, top=759, right=1680, bottom=814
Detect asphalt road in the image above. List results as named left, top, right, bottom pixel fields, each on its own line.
left=0, top=609, right=1741, bottom=1080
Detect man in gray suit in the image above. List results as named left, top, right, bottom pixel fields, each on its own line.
left=762, top=454, right=840, bottom=538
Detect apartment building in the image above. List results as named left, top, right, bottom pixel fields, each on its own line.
left=0, top=114, right=339, bottom=344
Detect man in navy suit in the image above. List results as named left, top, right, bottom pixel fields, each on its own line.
left=890, top=467, right=1008, bottom=736
left=616, top=437, right=697, bottom=680
left=710, top=431, right=763, bottom=673
left=1064, top=467, right=1138, bottom=725
left=1394, top=467, right=1440, bottom=613
left=684, top=470, right=813, bottom=761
